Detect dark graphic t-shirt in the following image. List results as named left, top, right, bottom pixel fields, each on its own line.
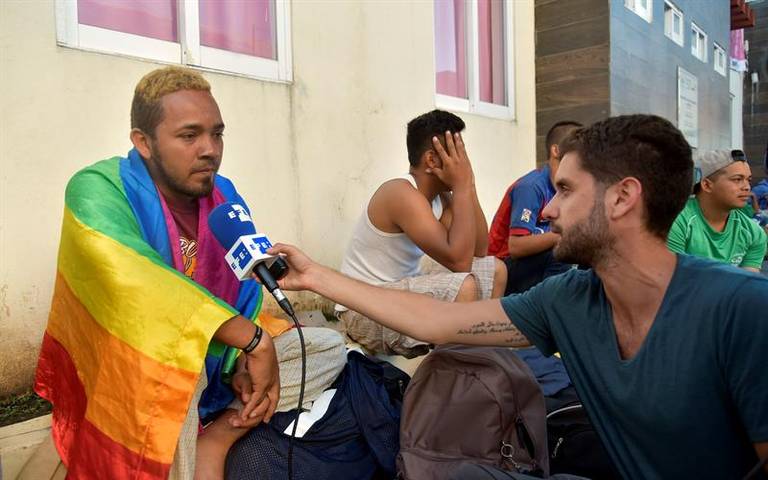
left=165, top=196, right=200, bottom=278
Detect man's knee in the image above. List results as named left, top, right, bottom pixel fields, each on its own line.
left=455, top=274, right=478, bottom=302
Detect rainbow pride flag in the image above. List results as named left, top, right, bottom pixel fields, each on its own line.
left=34, top=151, right=284, bottom=479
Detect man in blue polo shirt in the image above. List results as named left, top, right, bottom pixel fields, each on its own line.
left=488, top=121, right=581, bottom=294
left=756, top=143, right=768, bottom=211
left=754, top=179, right=768, bottom=211
left=752, top=149, right=768, bottom=215
left=271, top=115, right=768, bottom=479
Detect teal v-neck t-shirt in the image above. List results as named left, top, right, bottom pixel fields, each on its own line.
left=501, top=254, right=768, bottom=479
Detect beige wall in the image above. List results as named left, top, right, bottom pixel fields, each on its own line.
left=0, top=0, right=536, bottom=395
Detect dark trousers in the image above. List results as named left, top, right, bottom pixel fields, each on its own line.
left=448, top=463, right=589, bottom=480
left=503, top=250, right=572, bottom=296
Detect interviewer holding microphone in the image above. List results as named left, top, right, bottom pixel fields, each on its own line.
left=269, top=116, right=768, bottom=480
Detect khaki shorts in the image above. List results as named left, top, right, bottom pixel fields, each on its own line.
left=339, top=256, right=496, bottom=358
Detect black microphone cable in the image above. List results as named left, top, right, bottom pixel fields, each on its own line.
left=284, top=308, right=305, bottom=480
left=253, top=261, right=306, bottom=480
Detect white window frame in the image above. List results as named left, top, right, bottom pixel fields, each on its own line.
left=55, top=0, right=292, bottom=83
left=663, top=1, right=684, bottom=47
left=713, top=43, right=727, bottom=76
left=434, top=1, right=516, bottom=121
left=625, top=0, right=653, bottom=23
left=691, top=22, right=707, bottom=63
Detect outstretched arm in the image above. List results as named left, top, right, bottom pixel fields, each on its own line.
left=268, top=243, right=530, bottom=348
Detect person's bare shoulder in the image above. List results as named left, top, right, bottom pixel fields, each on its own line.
left=368, top=178, right=432, bottom=233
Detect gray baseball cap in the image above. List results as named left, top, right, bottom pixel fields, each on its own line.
left=692, top=150, right=748, bottom=190
left=696, top=150, right=736, bottom=179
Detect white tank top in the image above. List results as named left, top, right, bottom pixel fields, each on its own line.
left=336, top=175, right=443, bottom=311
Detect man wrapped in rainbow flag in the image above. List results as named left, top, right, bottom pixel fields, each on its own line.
left=34, top=67, right=288, bottom=479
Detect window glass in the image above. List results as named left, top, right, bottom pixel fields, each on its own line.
left=435, top=0, right=468, bottom=99
left=78, top=0, right=177, bottom=42
left=478, top=0, right=506, bottom=105
left=199, top=0, right=277, bottom=59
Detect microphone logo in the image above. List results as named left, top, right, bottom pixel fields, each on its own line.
left=224, top=233, right=275, bottom=280
left=228, top=204, right=252, bottom=223
left=230, top=242, right=254, bottom=272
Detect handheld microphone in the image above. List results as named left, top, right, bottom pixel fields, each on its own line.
left=208, top=202, right=294, bottom=317
left=209, top=201, right=306, bottom=480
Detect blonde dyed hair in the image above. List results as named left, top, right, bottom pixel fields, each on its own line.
left=131, top=66, right=211, bottom=137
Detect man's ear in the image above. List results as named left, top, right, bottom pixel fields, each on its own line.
left=424, top=149, right=440, bottom=170
left=608, top=177, right=642, bottom=220
left=130, top=128, right=152, bottom=160
left=550, top=144, right=560, bottom=160
left=700, top=177, right=715, bottom=194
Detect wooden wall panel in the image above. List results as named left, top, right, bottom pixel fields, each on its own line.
left=536, top=15, right=610, bottom=58
left=537, top=74, right=610, bottom=111
left=535, top=0, right=609, bottom=31
left=744, top=0, right=768, bottom=180
left=536, top=45, right=609, bottom=84
left=534, top=0, right=610, bottom=164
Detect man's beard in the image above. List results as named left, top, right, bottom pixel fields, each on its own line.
left=552, top=197, right=614, bottom=268
left=150, top=148, right=215, bottom=199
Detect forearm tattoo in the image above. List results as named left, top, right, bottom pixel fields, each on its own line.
left=456, top=320, right=529, bottom=346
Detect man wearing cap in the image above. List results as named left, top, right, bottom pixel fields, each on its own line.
left=667, top=149, right=767, bottom=271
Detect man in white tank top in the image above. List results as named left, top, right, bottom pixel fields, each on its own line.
left=336, top=110, right=506, bottom=358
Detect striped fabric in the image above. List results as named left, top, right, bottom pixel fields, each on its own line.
left=34, top=152, right=286, bottom=479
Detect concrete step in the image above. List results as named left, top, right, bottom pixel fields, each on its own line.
left=0, top=414, right=52, bottom=480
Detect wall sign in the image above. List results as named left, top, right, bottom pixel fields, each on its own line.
left=677, top=67, right=699, bottom=148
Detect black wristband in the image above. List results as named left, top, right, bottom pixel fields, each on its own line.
left=242, top=325, right=263, bottom=354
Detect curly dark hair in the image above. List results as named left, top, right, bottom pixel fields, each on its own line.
left=559, top=114, right=693, bottom=238
left=406, top=110, right=466, bottom=167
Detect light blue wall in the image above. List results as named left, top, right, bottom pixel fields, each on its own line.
left=610, top=0, right=731, bottom=150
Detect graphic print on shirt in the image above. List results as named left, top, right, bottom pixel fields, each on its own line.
left=179, top=236, right=198, bottom=278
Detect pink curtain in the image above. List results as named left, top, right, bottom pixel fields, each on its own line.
left=78, top=0, right=177, bottom=42
left=730, top=29, right=747, bottom=72
left=730, top=29, right=745, bottom=60
left=478, top=0, right=505, bottom=105
left=435, top=0, right=467, bottom=99
left=200, top=0, right=276, bottom=60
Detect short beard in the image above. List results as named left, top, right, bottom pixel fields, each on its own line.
left=553, top=196, right=614, bottom=268
left=149, top=145, right=215, bottom=199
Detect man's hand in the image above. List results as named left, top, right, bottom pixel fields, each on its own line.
left=229, top=372, right=270, bottom=428
left=428, top=132, right=474, bottom=192
left=232, top=332, right=280, bottom=427
left=748, top=191, right=760, bottom=211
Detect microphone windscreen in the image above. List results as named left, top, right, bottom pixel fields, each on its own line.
left=208, top=202, right=257, bottom=250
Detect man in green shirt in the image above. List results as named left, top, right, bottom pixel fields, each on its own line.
left=667, top=149, right=767, bottom=271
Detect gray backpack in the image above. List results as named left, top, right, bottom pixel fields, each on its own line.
left=397, top=345, right=549, bottom=479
